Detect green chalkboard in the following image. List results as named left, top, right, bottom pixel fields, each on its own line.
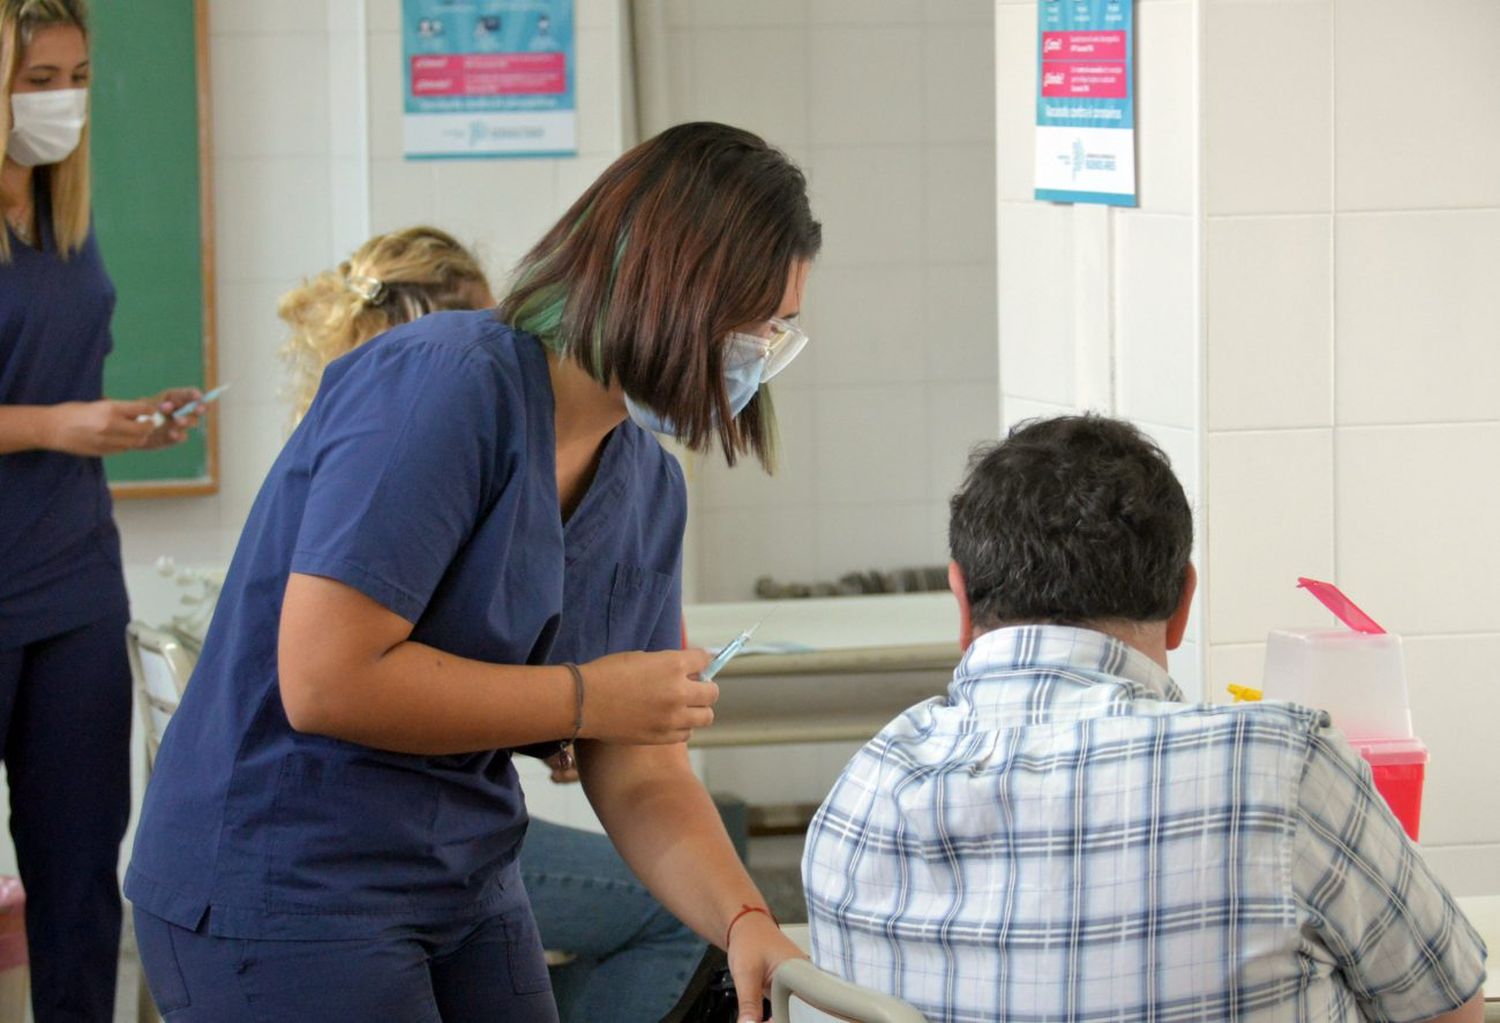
left=92, top=0, right=217, bottom=497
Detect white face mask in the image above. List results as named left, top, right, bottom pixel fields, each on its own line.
left=7, top=89, right=88, bottom=168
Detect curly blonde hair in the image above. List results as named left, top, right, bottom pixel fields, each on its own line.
left=278, top=226, right=492, bottom=424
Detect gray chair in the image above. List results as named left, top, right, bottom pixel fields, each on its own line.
left=124, top=623, right=197, bottom=1023
left=125, top=623, right=194, bottom=772
left=771, top=926, right=926, bottom=1023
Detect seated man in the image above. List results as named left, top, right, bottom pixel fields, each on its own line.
left=803, top=415, right=1486, bottom=1023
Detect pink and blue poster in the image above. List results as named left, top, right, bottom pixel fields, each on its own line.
left=403, top=0, right=576, bottom=159
left=1034, top=0, right=1137, bottom=206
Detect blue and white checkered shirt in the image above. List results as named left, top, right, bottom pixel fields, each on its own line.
left=803, top=626, right=1486, bottom=1023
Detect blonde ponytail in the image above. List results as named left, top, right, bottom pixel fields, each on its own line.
left=278, top=226, right=492, bottom=425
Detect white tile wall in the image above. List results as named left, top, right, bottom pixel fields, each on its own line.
left=209, top=0, right=329, bottom=36
left=210, top=33, right=333, bottom=160
left=365, top=156, right=440, bottom=236
left=924, top=0, right=992, bottom=24
left=673, top=8, right=999, bottom=600
left=1333, top=0, right=1500, bottom=212
left=809, top=28, right=926, bottom=146
left=1335, top=211, right=1500, bottom=426
left=1336, top=425, right=1500, bottom=636
left=1206, top=430, right=1336, bottom=645
left=1000, top=395, right=1078, bottom=434
left=923, top=23, right=996, bottom=145
left=697, top=389, right=818, bottom=512
left=806, top=146, right=927, bottom=267
left=815, top=502, right=940, bottom=583
left=997, top=202, right=1075, bottom=404
left=574, top=27, right=627, bottom=156
left=993, top=3, right=1036, bottom=204
left=1002, top=0, right=1500, bottom=892
left=924, top=144, right=999, bottom=263
left=364, top=28, right=406, bottom=160
left=213, top=280, right=295, bottom=409
left=1133, top=2, right=1195, bottom=215
left=805, top=264, right=926, bottom=388
left=1167, top=641, right=1202, bottom=703
left=1199, top=0, right=1500, bottom=887
left=1136, top=421, right=1201, bottom=517
left=1401, top=635, right=1500, bottom=851
left=1114, top=213, right=1198, bottom=430
left=925, top=381, right=1003, bottom=499
left=1203, top=2, right=1333, bottom=215
left=431, top=160, right=562, bottom=278
left=1206, top=643, right=1268, bottom=704
left=808, top=0, right=924, bottom=26
left=923, top=262, right=1000, bottom=383
left=1206, top=216, right=1333, bottom=431
left=684, top=28, right=812, bottom=148
left=695, top=506, right=819, bottom=603
left=813, top=386, right=930, bottom=507
left=215, top=158, right=337, bottom=283
left=692, top=0, right=807, bottom=28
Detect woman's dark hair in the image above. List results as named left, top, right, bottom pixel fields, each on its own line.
left=948, top=415, right=1193, bottom=629
left=499, top=122, right=821, bottom=469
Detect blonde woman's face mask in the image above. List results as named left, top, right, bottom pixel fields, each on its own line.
left=7, top=24, right=91, bottom=169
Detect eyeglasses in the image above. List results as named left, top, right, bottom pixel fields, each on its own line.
left=728, top=317, right=809, bottom=382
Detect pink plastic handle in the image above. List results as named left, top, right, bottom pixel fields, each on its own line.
left=1297, top=577, right=1386, bottom=634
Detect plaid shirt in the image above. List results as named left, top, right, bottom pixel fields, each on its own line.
left=803, top=626, right=1486, bottom=1023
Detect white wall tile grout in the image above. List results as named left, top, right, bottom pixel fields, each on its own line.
left=1212, top=421, right=1500, bottom=434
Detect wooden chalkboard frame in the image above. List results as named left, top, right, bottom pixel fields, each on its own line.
left=108, top=0, right=217, bottom=500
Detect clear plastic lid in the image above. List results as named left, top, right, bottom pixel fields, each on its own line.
left=1348, top=735, right=1428, bottom=766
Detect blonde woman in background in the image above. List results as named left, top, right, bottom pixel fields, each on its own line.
left=278, top=227, right=493, bottom=426
left=277, top=226, right=707, bottom=1022
left=0, top=2, right=199, bottom=1020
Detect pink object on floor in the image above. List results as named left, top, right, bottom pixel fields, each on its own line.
left=0, top=877, right=26, bottom=971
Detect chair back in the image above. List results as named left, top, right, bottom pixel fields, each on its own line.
left=125, top=622, right=196, bottom=771
left=771, top=957, right=927, bottom=1023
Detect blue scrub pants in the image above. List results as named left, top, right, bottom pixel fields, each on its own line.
left=134, top=894, right=560, bottom=1022
left=0, top=614, right=132, bottom=1023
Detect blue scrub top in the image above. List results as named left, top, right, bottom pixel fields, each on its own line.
left=0, top=200, right=128, bottom=649
left=125, top=312, right=687, bottom=939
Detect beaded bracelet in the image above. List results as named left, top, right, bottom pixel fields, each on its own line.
left=555, top=663, right=586, bottom=770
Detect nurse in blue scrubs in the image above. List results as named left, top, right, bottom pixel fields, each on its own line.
left=0, top=4, right=199, bottom=1021
left=127, top=121, right=820, bottom=1023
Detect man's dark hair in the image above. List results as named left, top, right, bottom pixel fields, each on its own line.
left=948, top=415, right=1193, bottom=629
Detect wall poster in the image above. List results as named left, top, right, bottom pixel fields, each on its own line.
left=1034, top=0, right=1136, bottom=206
left=402, top=0, right=576, bottom=159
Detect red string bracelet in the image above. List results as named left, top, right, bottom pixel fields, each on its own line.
left=725, top=904, right=777, bottom=948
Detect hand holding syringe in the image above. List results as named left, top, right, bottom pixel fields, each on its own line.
left=136, top=383, right=231, bottom=428
left=696, top=611, right=775, bottom=682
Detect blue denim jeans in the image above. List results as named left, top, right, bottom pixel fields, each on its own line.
left=523, top=819, right=706, bottom=1023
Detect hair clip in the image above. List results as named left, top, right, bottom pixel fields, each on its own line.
left=346, top=273, right=387, bottom=304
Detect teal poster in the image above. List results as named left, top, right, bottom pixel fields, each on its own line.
left=402, top=0, right=576, bottom=159
left=1035, top=0, right=1136, bottom=206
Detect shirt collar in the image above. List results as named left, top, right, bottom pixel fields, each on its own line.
left=955, top=624, right=1185, bottom=704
